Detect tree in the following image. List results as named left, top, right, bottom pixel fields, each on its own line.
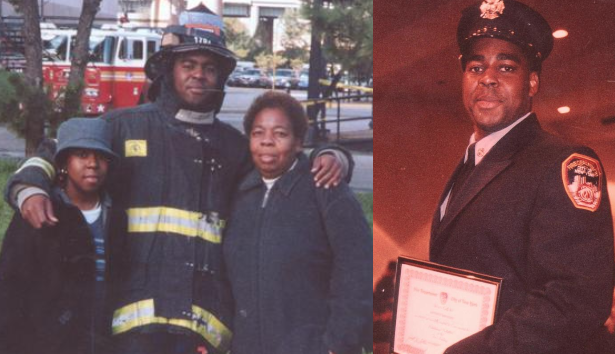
left=7, top=0, right=47, bottom=155
left=255, top=52, right=287, bottom=72
left=6, top=0, right=102, bottom=154
left=280, top=9, right=310, bottom=64
left=289, top=58, right=305, bottom=73
left=224, top=18, right=253, bottom=59
left=304, top=0, right=373, bottom=84
left=249, top=19, right=273, bottom=60
left=0, top=70, right=25, bottom=131
left=59, top=0, right=102, bottom=131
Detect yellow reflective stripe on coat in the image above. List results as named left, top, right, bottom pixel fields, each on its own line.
left=15, top=157, right=55, bottom=180
left=112, top=299, right=232, bottom=352
left=127, top=207, right=225, bottom=243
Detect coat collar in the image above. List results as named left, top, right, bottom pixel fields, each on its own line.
left=432, top=114, right=542, bottom=239
left=52, top=186, right=112, bottom=210
left=471, top=112, right=533, bottom=165
left=239, top=153, right=309, bottom=197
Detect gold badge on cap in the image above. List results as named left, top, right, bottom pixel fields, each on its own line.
left=480, top=0, right=505, bottom=20
left=562, top=153, right=602, bottom=212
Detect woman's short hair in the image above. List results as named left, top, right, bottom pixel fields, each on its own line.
left=243, top=91, right=308, bottom=141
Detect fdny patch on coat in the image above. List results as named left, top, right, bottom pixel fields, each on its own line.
left=125, top=140, right=147, bottom=157
left=562, top=153, right=602, bottom=212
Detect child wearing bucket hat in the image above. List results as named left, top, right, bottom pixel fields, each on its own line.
left=0, top=118, right=124, bottom=354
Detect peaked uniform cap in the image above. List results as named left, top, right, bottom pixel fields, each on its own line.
left=145, top=3, right=237, bottom=81
left=457, top=0, right=553, bottom=68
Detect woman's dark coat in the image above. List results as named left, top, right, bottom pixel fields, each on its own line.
left=223, top=154, right=372, bottom=354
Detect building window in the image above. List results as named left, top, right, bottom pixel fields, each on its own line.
left=119, top=38, right=144, bottom=60
left=223, top=4, right=250, bottom=17
left=120, top=0, right=152, bottom=13
left=259, top=7, right=286, bottom=19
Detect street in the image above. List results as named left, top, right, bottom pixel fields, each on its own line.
left=220, top=87, right=373, bottom=135
left=0, top=87, right=373, bottom=191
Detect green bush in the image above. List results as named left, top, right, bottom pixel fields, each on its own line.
left=0, top=70, right=21, bottom=128
left=0, top=159, right=17, bottom=247
left=357, top=192, right=373, bottom=231
left=0, top=69, right=55, bottom=139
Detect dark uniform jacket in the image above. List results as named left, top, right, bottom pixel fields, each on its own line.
left=0, top=189, right=122, bottom=354
left=5, top=82, right=253, bottom=354
left=223, top=154, right=372, bottom=354
left=430, top=114, right=615, bottom=354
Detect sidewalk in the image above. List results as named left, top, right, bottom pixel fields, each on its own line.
left=350, top=153, right=373, bottom=192
left=0, top=126, right=24, bottom=160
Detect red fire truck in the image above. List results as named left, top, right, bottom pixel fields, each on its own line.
left=42, top=24, right=161, bottom=115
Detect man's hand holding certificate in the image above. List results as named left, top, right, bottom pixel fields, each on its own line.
left=391, top=257, right=502, bottom=354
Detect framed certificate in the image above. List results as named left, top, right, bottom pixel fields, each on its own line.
left=391, top=257, right=502, bottom=354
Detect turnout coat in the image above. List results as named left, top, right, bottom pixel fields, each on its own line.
left=430, top=114, right=614, bottom=354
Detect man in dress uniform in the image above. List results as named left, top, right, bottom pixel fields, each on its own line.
left=430, top=1, right=615, bottom=353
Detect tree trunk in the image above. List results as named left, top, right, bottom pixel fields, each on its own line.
left=61, top=0, right=102, bottom=124
left=307, top=0, right=326, bottom=144
left=19, top=0, right=45, bottom=156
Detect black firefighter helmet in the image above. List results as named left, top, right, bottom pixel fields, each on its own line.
left=145, top=4, right=237, bottom=83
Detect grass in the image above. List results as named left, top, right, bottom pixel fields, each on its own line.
left=356, top=191, right=373, bottom=231
left=0, top=159, right=17, bottom=246
left=0, top=158, right=373, bottom=246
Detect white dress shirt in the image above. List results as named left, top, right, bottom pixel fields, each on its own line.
left=440, top=112, right=533, bottom=220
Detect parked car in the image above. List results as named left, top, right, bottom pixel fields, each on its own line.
left=297, top=73, right=309, bottom=90
left=271, top=69, right=296, bottom=89
left=226, top=68, right=245, bottom=87
left=258, top=71, right=273, bottom=88
left=237, top=69, right=266, bottom=87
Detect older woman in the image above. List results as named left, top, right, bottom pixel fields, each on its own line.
left=223, top=91, right=372, bottom=354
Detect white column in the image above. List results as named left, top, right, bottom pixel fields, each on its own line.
left=247, top=3, right=259, bottom=36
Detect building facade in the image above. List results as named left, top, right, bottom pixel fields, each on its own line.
left=1, top=1, right=300, bottom=30
left=1, top=0, right=118, bottom=25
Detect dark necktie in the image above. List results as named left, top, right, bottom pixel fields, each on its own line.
left=447, top=143, right=476, bottom=211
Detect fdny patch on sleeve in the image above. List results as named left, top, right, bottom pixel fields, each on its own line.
left=562, top=153, right=602, bottom=212
left=125, top=140, right=147, bottom=157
